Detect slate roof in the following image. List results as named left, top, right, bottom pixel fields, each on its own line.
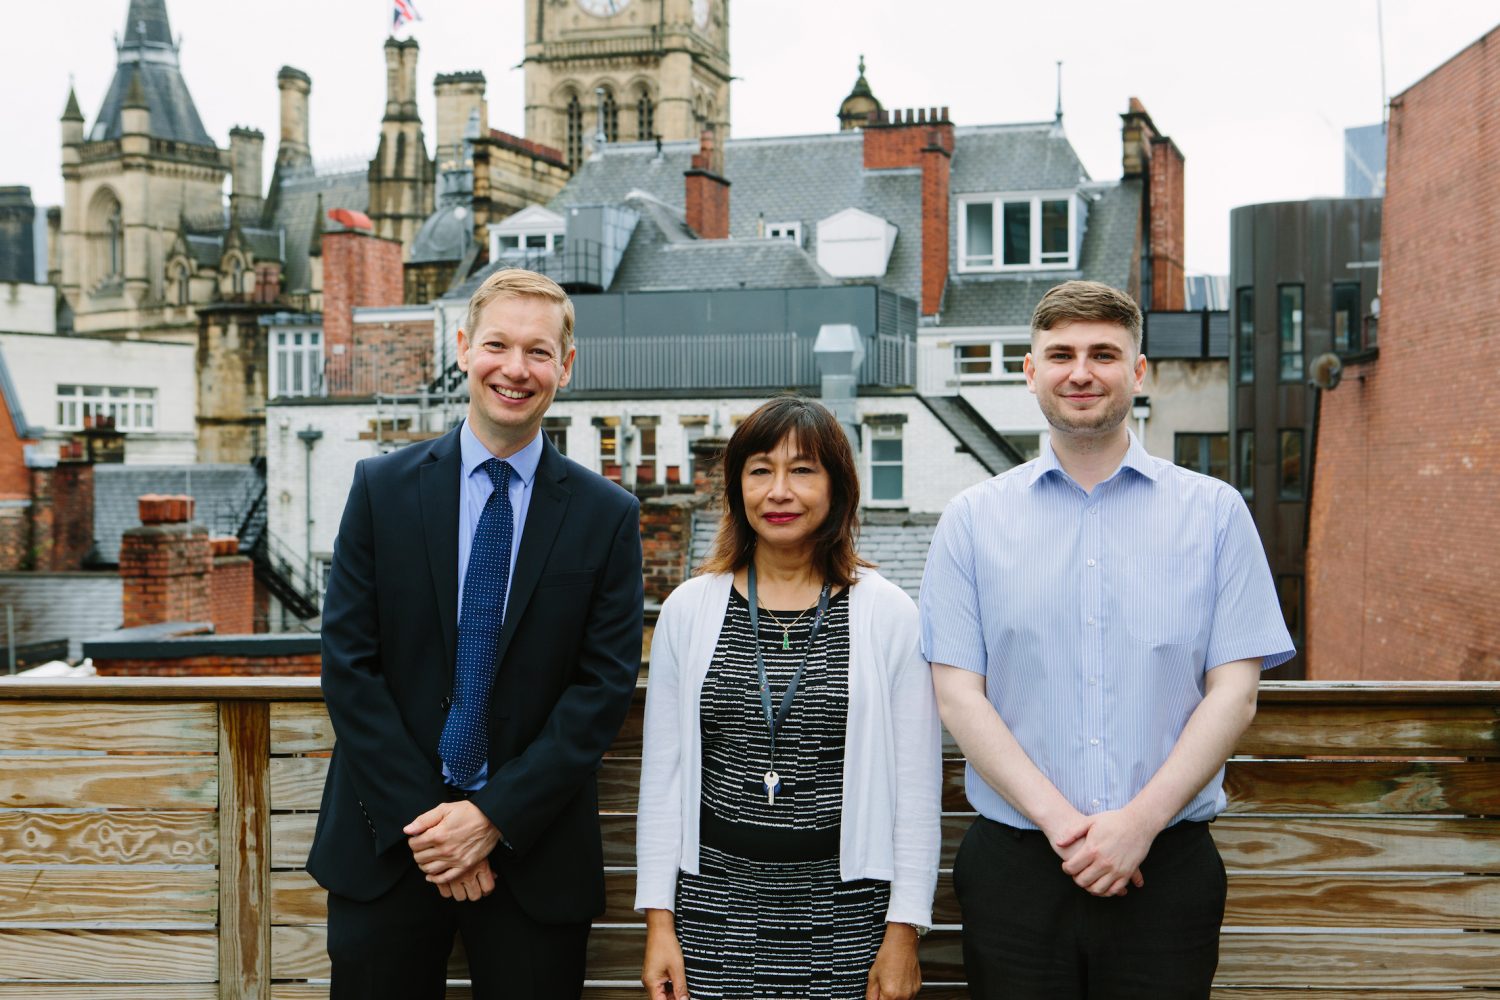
left=93, top=464, right=263, bottom=565
left=939, top=178, right=1142, bottom=328
left=689, top=509, right=938, bottom=601
left=0, top=344, right=41, bottom=439
left=91, top=2, right=214, bottom=149
left=266, top=166, right=370, bottom=294
left=553, top=122, right=1131, bottom=315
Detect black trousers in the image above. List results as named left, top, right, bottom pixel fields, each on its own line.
left=954, top=816, right=1227, bottom=1000
left=326, top=860, right=590, bottom=1000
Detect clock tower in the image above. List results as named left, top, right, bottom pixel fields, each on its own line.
left=523, top=0, right=731, bottom=169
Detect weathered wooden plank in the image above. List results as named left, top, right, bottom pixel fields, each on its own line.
left=0, top=868, right=217, bottom=926
left=0, top=987, right=217, bottom=999
left=220, top=700, right=271, bottom=1000
left=1223, top=875, right=1500, bottom=928
left=0, top=702, right=218, bottom=754
left=268, top=758, right=327, bottom=811
left=269, top=871, right=324, bottom=925
left=1216, top=932, right=1500, bottom=987
left=270, top=813, right=316, bottom=869
left=1223, top=760, right=1500, bottom=815
left=0, top=757, right=217, bottom=810
left=0, top=677, right=322, bottom=701
left=268, top=703, right=333, bottom=756
left=1213, top=816, right=1500, bottom=872
left=0, top=929, right=217, bottom=982
left=0, top=811, right=217, bottom=866
left=1243, top=702, right=1500, bottom=757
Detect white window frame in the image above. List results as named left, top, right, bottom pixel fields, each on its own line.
left=957, top=191, right=1077, bottom=272
left=867, top=423, right=904, bottom=504
left=950, top=331, right=1031, bottom=383
left=269, top=328, right=325, bottom=399
left=495, top=230, right=564, bottom=255
left=55, top=385, right=157, bottom=432
left=765, top=221, right=802, bottom=245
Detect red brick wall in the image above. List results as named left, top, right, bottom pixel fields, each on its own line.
left=210, top=555, right=254, bottom=636
left=0, top=396, right=29, bottom=502
left=321, top=230, right=404, bottom=391
left=94, top=652, right=320, bottom=676
left=0, top=508, right=27, bottom=571
left=37, top=463, right=93, bottom=571
left=1148, top=136, right=1186, bottom=311
left=684, top=170, right=730, bottom=240
left=640, top=495, right=709, bottom=603
left=1306, top=25, right=1500, bottom=681
left=120, top=522, right=213, bottom=629
left=345, top=318, right=434, bottom=395
left=863, top=109, right=954, bottom=317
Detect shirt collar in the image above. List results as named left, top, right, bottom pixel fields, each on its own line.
left=1026, top=429, right=1160, bottom=489
left=459, top=419, right=543, bottom=487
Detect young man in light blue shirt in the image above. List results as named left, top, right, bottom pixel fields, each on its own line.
left=920, top=280, right=1293, bottom=999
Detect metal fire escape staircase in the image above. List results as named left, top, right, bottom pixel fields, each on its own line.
left=233, top=477, right=322, bottom=622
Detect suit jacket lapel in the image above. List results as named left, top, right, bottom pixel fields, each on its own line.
left=494, top=436, right=571, bottom=668
left=419, top=428, right=462, bottom=673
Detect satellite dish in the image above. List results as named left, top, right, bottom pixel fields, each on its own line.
left=1309, top=352, right=1343, bottom=390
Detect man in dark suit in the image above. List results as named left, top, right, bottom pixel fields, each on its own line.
left=309, top=268, right=644, bottom=999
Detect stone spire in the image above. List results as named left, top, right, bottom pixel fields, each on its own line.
left=94, top=0, right=214, bottom=147
left=62, top=87, right=84, bottom=122
left=122, top=0, right=174, bottom=47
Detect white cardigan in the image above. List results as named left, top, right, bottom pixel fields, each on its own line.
left=634, top=569, right=942, bottom=927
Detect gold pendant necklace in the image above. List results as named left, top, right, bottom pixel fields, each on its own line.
left=758, top=603, right=812, bottom=650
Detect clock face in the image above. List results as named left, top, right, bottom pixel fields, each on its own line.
left=693, top=0, right=711, bottom=29
left=577, top=0, right=630, bottom=16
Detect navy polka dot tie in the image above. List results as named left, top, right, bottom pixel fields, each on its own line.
left=439, top=458, right=514, bottom=787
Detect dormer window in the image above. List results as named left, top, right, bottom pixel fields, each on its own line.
left=766, top=222, right=802, bottom=245
left=959, top=192, right=1076, bottom=272
left=491, top=206, right=567, bottom=259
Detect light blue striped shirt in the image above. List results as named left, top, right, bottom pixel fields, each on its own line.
left=919, top=432, right=1294, bottom=829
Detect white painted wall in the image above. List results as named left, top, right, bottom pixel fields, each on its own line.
left=0, top=331, right=196, bottom=464
left=0, top=282, right=56, bottom=335
left=1138, top=359, right=1230, bottom=460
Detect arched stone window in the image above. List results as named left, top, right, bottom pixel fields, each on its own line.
left=107, top=206, right=122, bottom=277
left=175, top=262, right=191, bottom=305
left=636, top=86, right=655, bottom=141
left=599, top=86, right=619, bottom=143
left=565, top=92, right=584, bottom=169
left=87, top=188, right=124, bottom=291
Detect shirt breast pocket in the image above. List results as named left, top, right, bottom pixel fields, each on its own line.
left=1122, top=555, right=1207, bottom=645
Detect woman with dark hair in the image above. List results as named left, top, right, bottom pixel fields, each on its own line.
left=636, top=396, right=941, bottom=1000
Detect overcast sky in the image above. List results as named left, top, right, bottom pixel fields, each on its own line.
left=7, top=1, right=1496, bottom=275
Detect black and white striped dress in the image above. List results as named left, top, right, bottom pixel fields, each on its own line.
left=675, top=587, right=890, bottom=1000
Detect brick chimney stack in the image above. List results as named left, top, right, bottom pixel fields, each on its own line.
left=684, top=129, right=731, bottom=239
left=119, top=495, right=212, bottom=629
left=320, top=210, right=403, bottom=393
left=862, top=107, right=955, bottom=317
left=1121, top=98, right=1186, bottom=311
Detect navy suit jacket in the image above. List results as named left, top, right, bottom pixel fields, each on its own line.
left=308, top=427, right=643, bottom=923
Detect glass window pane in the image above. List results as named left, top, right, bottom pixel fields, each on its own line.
left=1279, top=285, right=1304, bottom=383
left=500, top=235, right=519, bottom=249
left=1332, top=282, right=1361, bottom=354
left=1001, top=342, right=1028, bottom=374
left=955, top=343, right=991, bottom=374
left=1208, top=434, right=1230, bottom=482
left=965, top=202, right=993, bottom=264
left=1236, top=287, right=1254, bottom=385
left=872, top=438, right=902, bottom=462
left=1008, top=433, right=1041, bottom=461
left=83, top=386, right=103, bottom=397
left=1003, top=201, right=1031, bottom=266
left=1237, top=431, right=1254, bottom=498
left=1279, top=429, right=1304, bottom=499
left=526, top=234, right=547, bottom=248
left=871, top=464, right=903, bottom=501
left=1174, top=434, right=1199, bottom=469
left=1277, top=575, right=1304, bottom=643
left=553, top=234, right=565, bottom=252
left=1040, top=200, right=1069, bottom=260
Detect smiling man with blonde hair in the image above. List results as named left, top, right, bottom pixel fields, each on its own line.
left=311, top=268, right=643, bottom=1000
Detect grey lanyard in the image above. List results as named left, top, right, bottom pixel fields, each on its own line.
left=747, top=562, right=831, bottom=760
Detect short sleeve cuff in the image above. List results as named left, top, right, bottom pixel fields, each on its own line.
left=1206, top=635, right=1297, bottom=673
left=922, top=642, right=987, bottom=676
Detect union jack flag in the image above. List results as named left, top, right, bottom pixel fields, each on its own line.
left=392, top=0, right=422, bottom=29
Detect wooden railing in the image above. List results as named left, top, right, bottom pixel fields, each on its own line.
left=1, top=678, right=1497, bottom=999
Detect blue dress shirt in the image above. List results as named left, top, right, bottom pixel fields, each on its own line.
left=919, top=432, right=1294, bottom=830
left=444, top=421, right=543, bottom=790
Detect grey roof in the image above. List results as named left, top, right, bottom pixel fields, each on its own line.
left=0, top=345, right=40, bottom=438
left=92, top=464, right=263, bottom=564
left=184, top=233, right=222, bottom=267
left=608, top=195, right=835, bottom=292
left=557, top=122, right=1125, bottom=310
left=939, top=178, right=1142, bottom=328
left=688, top=509, right=938, bottom=601
left=240, top=227, right=284, bottom=263
left=0, top=572, right=123, bottom=661
left=411, top=204, right=474, bottom=264
left=266, top=166, right=369, bottom=294
left=92, top=2, right=214, bottom=150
